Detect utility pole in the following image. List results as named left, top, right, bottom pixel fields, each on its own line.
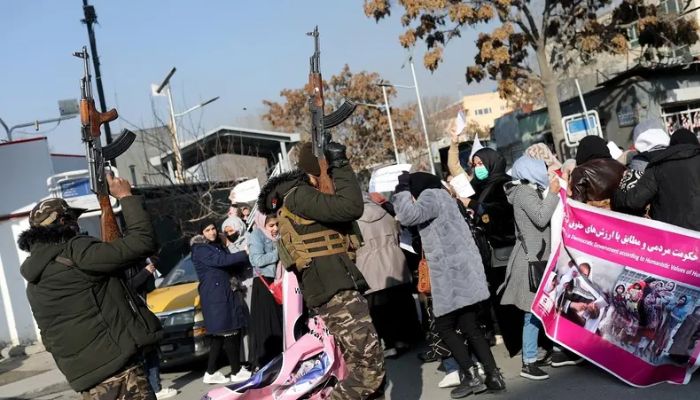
left=409, top=57, right=435, bottom=175
left=81, top=0, right=113, bottom=145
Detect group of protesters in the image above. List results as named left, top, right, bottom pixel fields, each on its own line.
left=18, top=113, right=699, bottom=400
left=185, top=119, right=700, bottom=399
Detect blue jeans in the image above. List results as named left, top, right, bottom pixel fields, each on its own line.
left=143, top=350, right=162, bottom=393
left=523, top=312, right=542, bottom=364
left=442, top=357, right=459, bottom=374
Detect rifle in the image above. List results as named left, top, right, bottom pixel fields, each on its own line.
left=306, top=26, right=356, bottom=194
left=74, top=46, right=136, bottom=242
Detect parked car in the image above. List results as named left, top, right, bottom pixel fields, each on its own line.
left=146, top=255, right=208, bottom=367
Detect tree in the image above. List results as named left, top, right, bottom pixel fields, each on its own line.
left=364, top=0, right=699, bottom=150
left=263, top=64, right=428, bottom=171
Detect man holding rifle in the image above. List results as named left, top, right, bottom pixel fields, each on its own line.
left=258, top=142, right=385, bottom=399
left=18, top=175, right=162, bottom=400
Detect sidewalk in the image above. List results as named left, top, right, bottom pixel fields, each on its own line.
left=0, top=351, right=71, bottom=400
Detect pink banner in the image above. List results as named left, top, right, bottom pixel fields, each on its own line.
left=532, top=194, right=700, bottom=387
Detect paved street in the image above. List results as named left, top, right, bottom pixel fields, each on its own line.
left=6, top=344, right=699, bottom=400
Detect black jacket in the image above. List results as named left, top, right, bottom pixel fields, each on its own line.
left=259, top=165, right=369, bottom=308
left=613, top=144, right=700, bottom=231
left=18, top=196, right=162, bottom=392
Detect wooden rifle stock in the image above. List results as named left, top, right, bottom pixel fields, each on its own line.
left=79, top=98, right=118, bottom=139
left=98, top=194, right=121, bottom=242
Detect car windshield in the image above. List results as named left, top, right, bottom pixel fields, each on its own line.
left=160, top=255, right=198, bottom=287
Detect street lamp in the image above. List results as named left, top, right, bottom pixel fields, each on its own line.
left=378, top=61, right=436, bottom=174
left=355, top=101, right=400, bottom=164
left=0, top=115, right=77, bottom=142
left=153, top=67, right=219, bottom=183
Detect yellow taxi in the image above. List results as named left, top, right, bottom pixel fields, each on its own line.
left=147, top=255, right=208, bottom=366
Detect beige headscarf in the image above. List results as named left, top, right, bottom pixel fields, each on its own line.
left=525, top=143, right=562, bottom=170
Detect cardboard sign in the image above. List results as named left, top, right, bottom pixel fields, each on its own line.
left=369, top=164, right=413, bottom=193
left=449, top=173, right=475, bottom=198
left=230, top=178, right=261, bottom=204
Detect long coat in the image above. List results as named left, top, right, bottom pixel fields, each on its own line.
left=393, top=188, right=489, bottom=317
left=498, top=182, right=559, bottom=312
left=191, top=236, right=249, bottom=334
left=356, top=196, right=411, bottom=294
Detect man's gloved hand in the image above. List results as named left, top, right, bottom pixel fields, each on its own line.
left=324, top=142, right=349, bottom=169
left=395, top=171, right=411, bottom=193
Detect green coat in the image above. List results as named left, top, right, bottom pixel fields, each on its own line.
left=19, top=196, right=162, bottom=392
left=259, top=165, right=369, bottom=308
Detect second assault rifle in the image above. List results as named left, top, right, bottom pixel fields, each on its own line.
left=307, top=26, right=356, bottom=194
left=74, top=46, right=136, bottom=242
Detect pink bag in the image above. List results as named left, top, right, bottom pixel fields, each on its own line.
left=204, top=270, right=347, bottom=400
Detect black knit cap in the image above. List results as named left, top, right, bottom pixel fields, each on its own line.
left=297, top=142, right=321, bottom=176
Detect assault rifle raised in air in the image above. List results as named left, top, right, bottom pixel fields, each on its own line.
left=306, top=26, right=357, bottom=194
left=73, top=46, right=136, bottom=242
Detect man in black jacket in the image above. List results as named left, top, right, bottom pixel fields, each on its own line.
left=613, top=128, right=700, bottom=231
left=18, top=175, right=162, bottom=400
left=258, top=142, right=384, bottom=400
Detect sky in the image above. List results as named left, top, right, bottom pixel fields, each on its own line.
left=0, top=1, right=496, bottom=154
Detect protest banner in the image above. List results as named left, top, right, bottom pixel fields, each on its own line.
left=533, top=194, right=700, bottom=386
left=449, top=173, right=475, bottom=198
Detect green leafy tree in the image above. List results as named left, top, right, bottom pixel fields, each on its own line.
left=364, top=0, right=699, bottom=149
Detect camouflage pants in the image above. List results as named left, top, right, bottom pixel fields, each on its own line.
left=315, top=290, right=385, bottom=400
left=81, top=365, right=155, bottom=400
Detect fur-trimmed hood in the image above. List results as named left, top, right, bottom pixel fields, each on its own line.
left=18, top=225, right=77, bottom=252
left=18, top=225, right=79, bottom=284
left=257, top=169, right=310, bottom=214
left=190, top=234, right=208, bottom=247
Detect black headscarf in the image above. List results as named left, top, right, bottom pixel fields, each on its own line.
left=409, top=172, right=443, bottom=198
left=576, top=136, right=611, bottom=165
left=472, top=148, right=508, bottom=191
left=670, top=128, right=700, bottom=146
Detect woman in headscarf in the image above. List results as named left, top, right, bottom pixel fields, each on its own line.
left=569, top=136, right=626, bottom=208
left=616, top=120, right=671, bottom=213
left=613, top=128, right=700, bottom=230
left=525, top=143, right=562, bottom=171
left=190, top=220, right=251, bottom=384
left=468, top=148, right=516, bottom=350
left=247, top=211, right=284, bottom=370
left=498, top=155, right=560, bottom=381
left=469, top=149, right=515, bottom=251
left=393, top=171, right=506, bottom=398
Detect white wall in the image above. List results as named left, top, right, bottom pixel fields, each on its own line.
left=0, top=138, right=54, bottom=216
left=51, top=154, right=86, bottom=174
left=0, top=217, right=37, bottom=346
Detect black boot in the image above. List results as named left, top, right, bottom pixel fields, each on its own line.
left=484, top=369, right=506, bottom=391
left=450, top=366, right=487, bottom=399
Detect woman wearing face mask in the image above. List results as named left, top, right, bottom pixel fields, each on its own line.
left=191, top=221, right=251, bottom=384
left=467, top=148, right=517, bottom=348
left=247, top=211, right=284, bottom=370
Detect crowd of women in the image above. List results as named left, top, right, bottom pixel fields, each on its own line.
left=183, top=119, right=699, bottom=399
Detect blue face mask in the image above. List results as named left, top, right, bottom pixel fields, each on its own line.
left=474, top=165, right=489, bottom=180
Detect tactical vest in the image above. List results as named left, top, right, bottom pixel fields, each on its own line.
left=277, top=206, right=350, bottom=272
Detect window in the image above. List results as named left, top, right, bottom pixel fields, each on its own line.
left=627, top=24, right=639, bottom=49
left=661, top=0, right=682, bottom=14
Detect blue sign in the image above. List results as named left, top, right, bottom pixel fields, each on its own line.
left=60, top=178, right=91, bottom=198
left=562, top=110, right=603, bottom=146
